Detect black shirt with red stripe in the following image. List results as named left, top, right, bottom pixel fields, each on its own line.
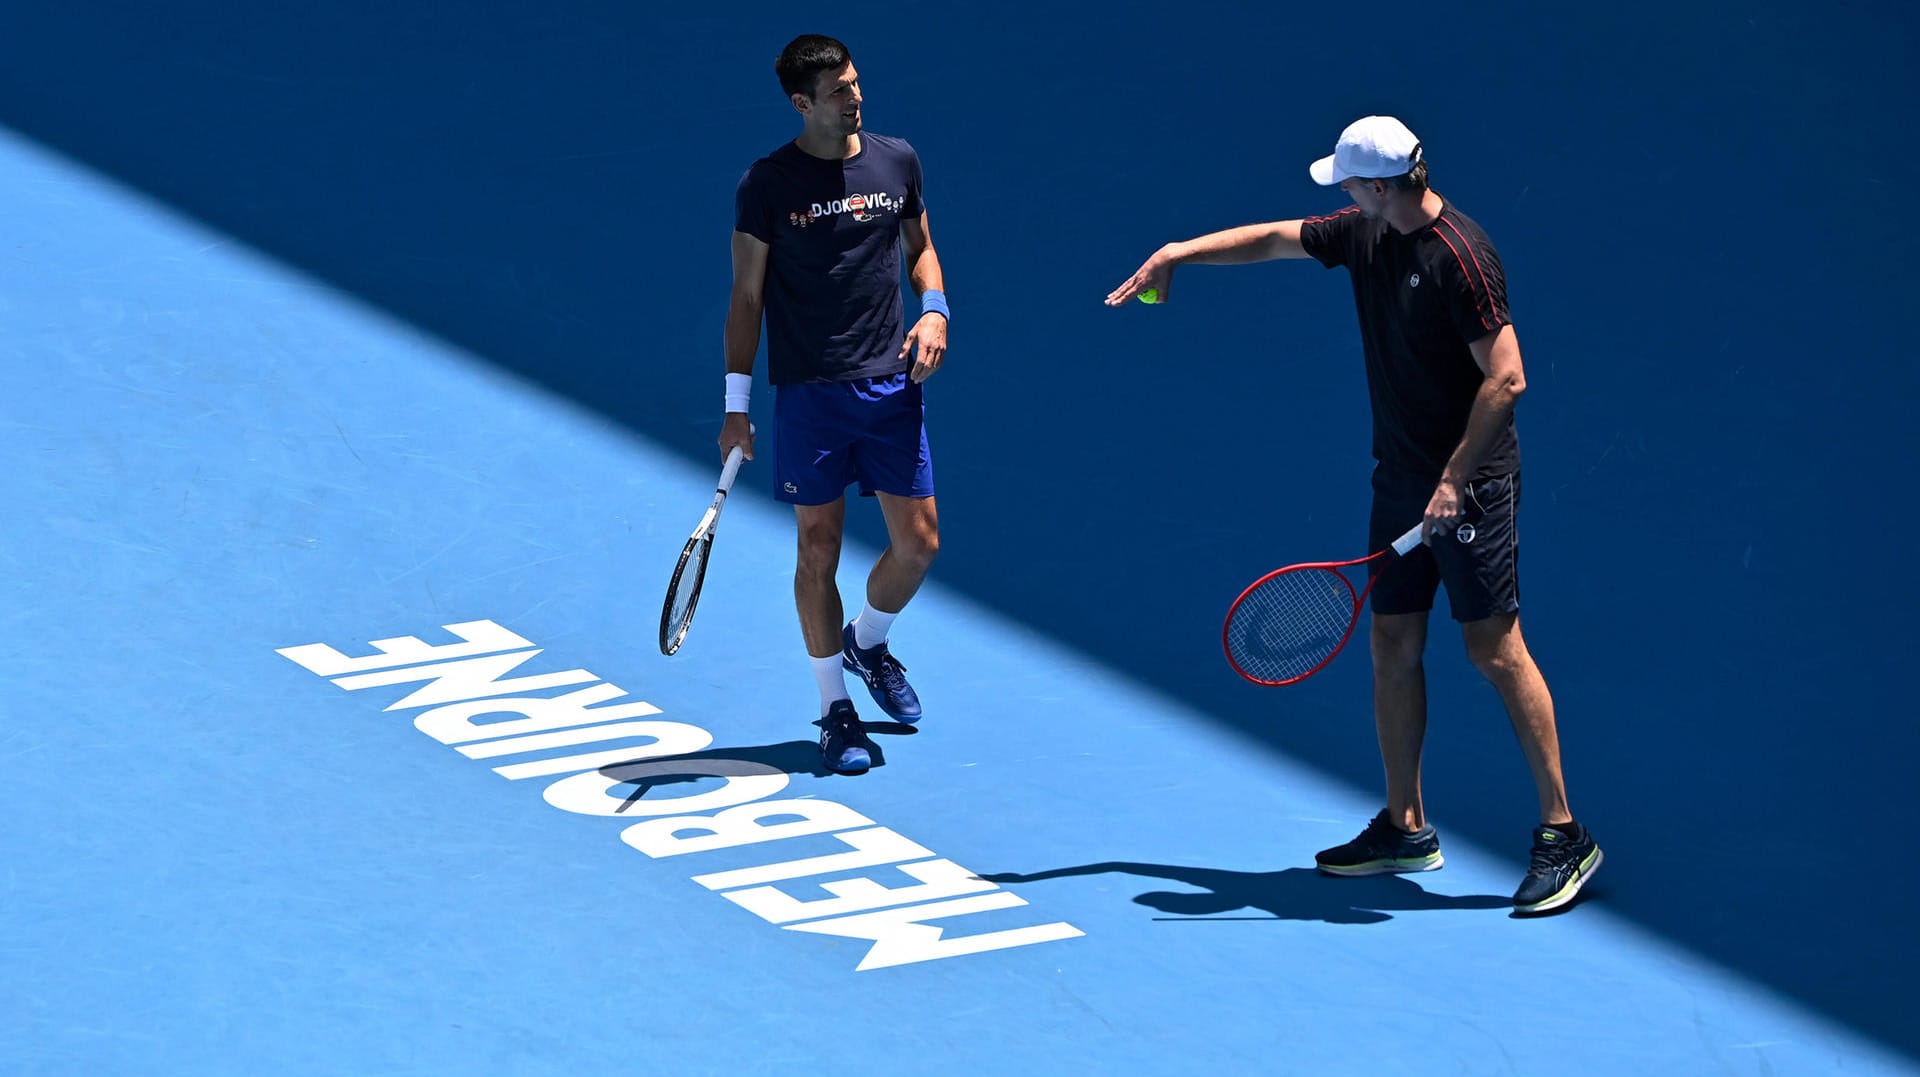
left=1300, top=199, right=1516, bottom=481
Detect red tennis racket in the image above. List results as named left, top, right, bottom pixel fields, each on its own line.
left=1222, top=523, right=1426, bottom=686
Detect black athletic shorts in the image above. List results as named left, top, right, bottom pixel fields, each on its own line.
left=1367, top=468, right=1521, bottom=622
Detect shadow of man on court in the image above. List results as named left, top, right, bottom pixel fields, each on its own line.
left=602, top=730, right=919, bottom=809
left=980, top=862, right=1508, bottom=925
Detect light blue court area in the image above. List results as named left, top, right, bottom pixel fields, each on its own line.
left=3, top=127, right=1915, bottom=1076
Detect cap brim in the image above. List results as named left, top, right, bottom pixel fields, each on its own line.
left=1309, top=153, right=1340, bottom=186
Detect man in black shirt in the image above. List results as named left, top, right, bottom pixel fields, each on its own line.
left=1106, top=116, right=1600, bottom=915
left=724, top=36, right=951, bottom=775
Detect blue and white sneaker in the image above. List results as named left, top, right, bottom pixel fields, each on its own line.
left=841, top=622, right=922, bottom=723
left=818, top=699, right=876, bottom=774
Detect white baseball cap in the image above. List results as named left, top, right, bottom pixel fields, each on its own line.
left=1309, top=116, right=1423, bottom=186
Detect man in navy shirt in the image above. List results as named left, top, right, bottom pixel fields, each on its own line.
left=1106, top=116, right=1601, bottom=915
left=722, top=35, right=950, bottom=775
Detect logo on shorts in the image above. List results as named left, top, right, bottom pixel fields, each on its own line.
left=1408, top=273, right=1421, bottom=288
left=784, top=481, right=798, bottom=493
left=1455, top=523, right=1476, bottom=543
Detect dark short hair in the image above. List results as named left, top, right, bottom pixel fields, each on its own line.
left=1385, top=154, right=1429, bottom=194
left=776, top=35, right=852, bottom=98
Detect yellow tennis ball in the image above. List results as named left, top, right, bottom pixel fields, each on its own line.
left=1138, top=287, right=1160, bottom=304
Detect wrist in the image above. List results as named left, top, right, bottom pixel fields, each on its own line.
left=724, top=371, right=751, bottom=414
left=919, top=288, right=949, bottom=322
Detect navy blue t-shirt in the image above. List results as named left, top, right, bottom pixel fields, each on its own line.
left=1299, top=199, right=1518, bottom=481
left=734, top=133, right=926, bottom=386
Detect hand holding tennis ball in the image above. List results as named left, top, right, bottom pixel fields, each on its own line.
left=1105, top=247, right=1178, bottom=307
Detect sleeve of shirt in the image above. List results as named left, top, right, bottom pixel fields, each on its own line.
left=901, top=143, right=925, bottom=218
left=1439, top=230, right=1512, bottom=340
left=733, top=165, right=772, bottom=243
left=1298, top=209, right=1357, bottom=269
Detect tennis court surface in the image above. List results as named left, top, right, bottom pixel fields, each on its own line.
left=5, top=4, right=1915, bottom=1074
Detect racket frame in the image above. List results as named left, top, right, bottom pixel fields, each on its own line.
left=658, top=447, right=747, bottom=656
left=1222, top=523, right=1424, bottom=686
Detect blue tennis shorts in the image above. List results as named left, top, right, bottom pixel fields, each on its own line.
left=771, top=372, right=935, bottom=506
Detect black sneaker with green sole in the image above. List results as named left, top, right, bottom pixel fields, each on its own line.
left=1316, top=810, right=1445, bottom=876
left=1512, top=823, right=1603, bottom=914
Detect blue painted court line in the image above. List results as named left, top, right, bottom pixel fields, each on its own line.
left=4, top=128, right=1916, bottom=1076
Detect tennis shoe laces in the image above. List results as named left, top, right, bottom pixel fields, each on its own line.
left=818, top=700, right=876, bottom=775
left=1315, top=810, right=1445, bottom=876
left=1512, top=823, right=1603, bottom=914
left=841, top=623, right=922, bottom=723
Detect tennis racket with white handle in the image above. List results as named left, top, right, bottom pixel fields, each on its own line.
left=658, top=446, right=747, bottom=656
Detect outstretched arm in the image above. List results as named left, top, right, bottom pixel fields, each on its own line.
left=1105, top=220, right=1313, bottom=306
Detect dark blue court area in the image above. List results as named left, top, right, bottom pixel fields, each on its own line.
left=5, top=2, right=1916, bottom=1073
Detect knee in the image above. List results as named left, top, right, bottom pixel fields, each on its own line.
left=1468, top=646, right=1517, bottom=683
left=900, top=525, right=939, bottom=571
left=1465, top=622, right=1528, bottom=682
left=795, top=522, right=842, bottom=579
left=1369, top=618, right=1425, bottom=675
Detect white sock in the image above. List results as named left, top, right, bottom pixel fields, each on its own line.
left=811, top=654, right=850, bottom=716
left=853, top=603, right=899, bottom=650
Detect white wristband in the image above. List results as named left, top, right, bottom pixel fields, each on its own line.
left=724, top=372, right=751, bottom=414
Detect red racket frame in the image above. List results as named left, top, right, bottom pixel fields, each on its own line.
left=1222, top=523, right=1425, bottom=686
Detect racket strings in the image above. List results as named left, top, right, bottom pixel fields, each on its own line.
left=661, top=538, right=712, bottom=652
left=1226, top=568, right=1359, bottom=683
